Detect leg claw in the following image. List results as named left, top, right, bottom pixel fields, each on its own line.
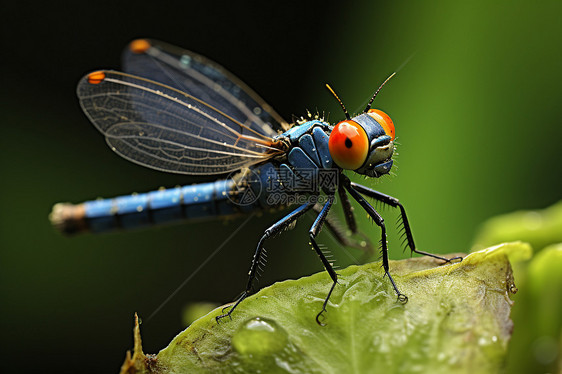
left=448, top=256, right=463, bottom=263
left=316, top=309, right=327, bottom=326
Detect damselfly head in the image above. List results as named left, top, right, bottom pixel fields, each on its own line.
left=328, top=111, right=395, bottom=177
left=326, top=75, right=396, bottom=178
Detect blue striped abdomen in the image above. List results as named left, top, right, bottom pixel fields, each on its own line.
left=51, top=179, right=253, bottom=234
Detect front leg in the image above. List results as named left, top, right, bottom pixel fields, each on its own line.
left=350, top=182, right=462, bottom=263
left=336, top=183, right=375, bottom=258
left=338, top=182, right=357, bottom=234
left=343, top=181, right=408, bottom=303
left=312, top=202, right=373, bottom=255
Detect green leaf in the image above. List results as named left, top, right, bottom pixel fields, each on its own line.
left=470, top=200, right=562, bottom=373
left=182, top=302, right=220, bottom=328
left=506, top=243, right=562, bottom=373
left=472, top=200, right=562, bottom=253
left=120, top=242, right=530, bottom=374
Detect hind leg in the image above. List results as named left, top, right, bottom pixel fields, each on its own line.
left=216, top=201, right=316, bottom=322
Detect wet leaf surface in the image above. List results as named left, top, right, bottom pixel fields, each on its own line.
left=120, top=242, right=530, bottom=374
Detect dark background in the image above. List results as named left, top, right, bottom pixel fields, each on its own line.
left=1, top=1, right=561, bottom=373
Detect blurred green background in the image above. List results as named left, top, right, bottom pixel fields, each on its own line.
left=1, top=1, right=560, bottom=373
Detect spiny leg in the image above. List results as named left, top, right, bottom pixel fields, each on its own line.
left=216, top=201, right=316, bottom=322
left=311, top=183, right=374, bottom=256
left=312, top=203, right=373, bottom=254
left=338, top=182, right=357, bottom=234
left=336, top=183, right=375, bottom=258
left=350, top=182, right=463, bottom=263
left=343, top=180, right=407, bottom=303
left=308, top=195, right=340, bottom=325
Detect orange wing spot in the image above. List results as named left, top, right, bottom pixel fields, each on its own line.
left=87, top=71, right=106, bottom=85
left=129, top=39, right=151, bottom=54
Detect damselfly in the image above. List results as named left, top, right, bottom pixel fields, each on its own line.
left=50, top=39, right=461, bottom=324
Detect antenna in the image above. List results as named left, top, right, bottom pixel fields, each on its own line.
left=325, top=84, right=350, bottom=120
left=364, top=72, right=396, bottom=112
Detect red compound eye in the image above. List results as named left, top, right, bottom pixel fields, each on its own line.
left=328, top=121, right=369, bottom=170
left=367, top=109, right=395, bottom=140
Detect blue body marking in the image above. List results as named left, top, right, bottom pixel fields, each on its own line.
left=59, top=120, right=337, bottom=233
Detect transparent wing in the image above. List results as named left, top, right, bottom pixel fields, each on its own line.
left=122, top=39, right=291, bottom=137
left=77, top=70, right=284, bottom=175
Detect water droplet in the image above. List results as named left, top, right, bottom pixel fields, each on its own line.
left=477, top=333, right=503, bottom=358
left=231, top=317, right=288, bottom=355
